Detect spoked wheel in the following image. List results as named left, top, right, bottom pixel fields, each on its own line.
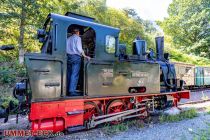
left=106, top=99, right=127, bottom=124
left=84, top=102, right=102, bottom=122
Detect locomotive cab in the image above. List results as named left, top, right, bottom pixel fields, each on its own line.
left=25, top=12, right=121, bottom=100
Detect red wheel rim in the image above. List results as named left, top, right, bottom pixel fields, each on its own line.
left=106, top=100, right=126, bottom=124
left=84, top=102, right=100, bottom=122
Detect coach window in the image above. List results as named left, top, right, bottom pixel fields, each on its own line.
left=106, top=35, right=115, bottom=53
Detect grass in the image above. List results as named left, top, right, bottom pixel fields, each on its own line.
left=103, top=119, right=146, bottom=134
left=190, top=122, right=210, bottom=140
left=159, top=108, right=198, bottom=123
left=204, top=106, right=210, bottom=115
left=104, top=123, right=129, bottom=134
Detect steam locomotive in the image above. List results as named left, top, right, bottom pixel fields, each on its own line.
left=2, top=12, right=190, bottom=133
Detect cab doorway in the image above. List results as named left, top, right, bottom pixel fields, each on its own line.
left=66, top=24, right=96, bottom=96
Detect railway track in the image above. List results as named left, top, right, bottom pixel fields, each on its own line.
left=179, top=89, right=210, bottom=105
left=190, top=87, right=210, bottom=92
left=179, top=99, right=210, bottom=105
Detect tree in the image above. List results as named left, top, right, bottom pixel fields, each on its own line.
left=159, top=0, right=210, bottom=57
left=0, top=0, right=82, bottom=63
left=0, top=0, right=41, bottom=64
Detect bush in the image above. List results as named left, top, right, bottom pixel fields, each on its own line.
left=0, top=67, right=16, bottom=84
left=0, top=96, right=18, bottom=108
left=0, top=61, right=26, bottom=84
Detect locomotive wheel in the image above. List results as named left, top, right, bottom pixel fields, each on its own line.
left=106, top=99, right=127, bottom=124
left=84, top=102, right=102, bottom=122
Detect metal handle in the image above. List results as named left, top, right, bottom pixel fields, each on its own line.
left=33, top=69, right=50, bottom=72
left=54, top=23, right=58, bottom=51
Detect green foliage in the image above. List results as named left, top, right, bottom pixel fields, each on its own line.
left=159, top=0, right=210, bottom=58
left=165, top=45, right=210, bottom=66
left=204, top=106, right=210, bottom=114
left=104, top=119, right=145, bottom=135
left=0, top=71, right=16, bottom=84
left=104, top=123, right=128, bottom=134
left=0, top=61, right=24, bottom=109
left=0, top=61, right=26, bottom=84
left=0, top=96, right=18, bottom=108
left=126, top=119, right=145, bottom=128
left=191, top=122, right=210, bottom=140
left=0, top=65, right=16, bottom=84
left=159, top=108, right=198, bottom=123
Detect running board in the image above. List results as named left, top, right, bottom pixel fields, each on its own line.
left=87, top=107, right=147, bottom=129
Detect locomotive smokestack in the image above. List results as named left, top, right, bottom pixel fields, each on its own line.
left=155, top=36, right=164, bottom=61
left=132, top=36, right=147, bottom=60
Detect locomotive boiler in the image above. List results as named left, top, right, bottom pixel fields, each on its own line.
left=5, top=12, right=189, bottom=133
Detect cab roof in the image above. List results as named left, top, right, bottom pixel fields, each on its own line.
left=49, top=13, right=120, bottom=33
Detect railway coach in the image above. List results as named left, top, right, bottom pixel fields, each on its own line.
left=174, top=63, right=210, bottom=89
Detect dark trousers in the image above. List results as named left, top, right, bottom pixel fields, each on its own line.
left=67, top=54, right=81, bottom=95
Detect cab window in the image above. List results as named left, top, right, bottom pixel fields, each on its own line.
left=41, top=20, right=53, bottom=54
left=106, top=35, right=115, bottom=53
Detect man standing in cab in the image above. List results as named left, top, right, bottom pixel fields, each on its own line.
left=67, top=28, right=90, bottom=96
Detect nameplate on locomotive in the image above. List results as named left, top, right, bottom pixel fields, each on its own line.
left=101, top=68, right=113, bottom=78
left=131, top=71, right=148, bottom=78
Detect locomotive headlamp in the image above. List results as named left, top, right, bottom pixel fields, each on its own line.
left=15, top=83, right=26, bottom=93
left=13, top=81, right=27, bottom=100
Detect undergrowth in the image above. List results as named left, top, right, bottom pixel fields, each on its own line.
left=204, top=106, right=210, bottom=115
left=103, top=119, right=146, bottom=134
left=159, top=108, right=198, bottom=123
left=0, top=60, right=25, bottom=108
left=191, top=122, right=210, bottom=140
left=0, top=61, right=26, bottom=85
